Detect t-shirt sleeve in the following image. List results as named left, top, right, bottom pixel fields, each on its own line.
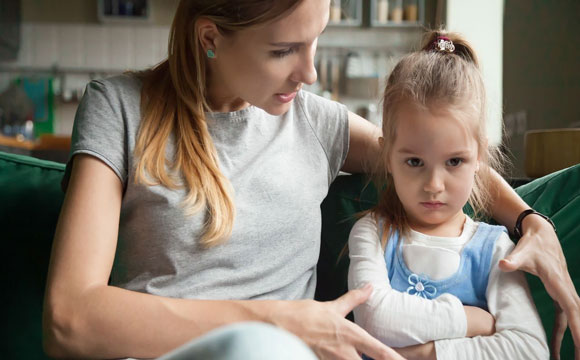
left=62, top=79, right=130, bottom=191
left=296, top=90, right=349, bottom=183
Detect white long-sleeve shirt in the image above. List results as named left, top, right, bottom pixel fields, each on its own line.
left=348, top=213, right=549, bottom=359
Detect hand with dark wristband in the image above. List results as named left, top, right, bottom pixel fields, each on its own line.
left=513, top=209, right=557, bottom=239
left=500, top=208, right=580, bottom=360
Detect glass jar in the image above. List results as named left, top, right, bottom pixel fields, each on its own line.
left=390, top=0, right=403, bottom=23
left=330, top=0, right=342, bottom=23
left=404, top=0, right=418, bottom=21
left=377, top=0, right=389, bottom=23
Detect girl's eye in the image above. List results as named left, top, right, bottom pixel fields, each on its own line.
left=406, top=158, right=423, bottom=167
left=446, top=158, right=463, bottom=167
left=271, top=48, right=296, bottom=58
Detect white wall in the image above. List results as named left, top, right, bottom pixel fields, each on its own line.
left=446, top=0, right=504, bottom=145
left=3, top=23, right=170, bottom=72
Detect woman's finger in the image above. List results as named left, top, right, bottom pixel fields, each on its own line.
left=498, top=220, right=580, bottom=354
left=324, top=286, right=405, bottom=360
left=568, top=306, right=580, bottom=360
left=498, top=238, right=540, bottom=276
left=314, top=345, right=361, bottom=360
left=557, top=289, right=580, bottom=359
left=536, top=262, right=580, bottom=353
left=534, top=262, right=580, bottom=360
left=347, top=323, right=405, bottom=360
left=330, top=283, right=373, bottom=317
left=550, top=302, right=568, bottom=360
left=359, top=340, right=405, bottom=360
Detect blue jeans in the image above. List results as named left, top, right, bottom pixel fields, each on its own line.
left=156, top=322, right=318, bottom=360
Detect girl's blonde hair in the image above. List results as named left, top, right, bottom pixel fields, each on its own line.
left=373, top=30, right=504, bottom=246
left=134, top=0, right=302, bottom=248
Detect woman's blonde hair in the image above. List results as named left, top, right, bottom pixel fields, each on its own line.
left=372, top=30, right=504, bottom=246
left=134, top=0, right=303, bottom=248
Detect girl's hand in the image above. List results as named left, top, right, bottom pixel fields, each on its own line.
left=499, top=214, right=580, bottom=360
left=464, top=305, right=496, bottom=337
left=394, top=342, right=436, bottom=360
left=270, top=284, right=405, bottom=360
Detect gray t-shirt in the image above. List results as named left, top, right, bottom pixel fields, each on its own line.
left=65, top=74, right=349, bottom=301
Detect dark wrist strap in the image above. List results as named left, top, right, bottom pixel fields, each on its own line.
left=513, top=209, right=557, bottom=239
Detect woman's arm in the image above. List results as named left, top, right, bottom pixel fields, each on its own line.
left=430, top=233, right=550, bottom=360
left=43, top=155, right=402, bottom=360
left=348, top=214, right=496, bottom=347
left=489, top=170, right=580, bottom=359
left=341, top=111, right=381, bottom=174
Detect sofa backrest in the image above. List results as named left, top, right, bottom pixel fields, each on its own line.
left=1, top=152, right=65, bottom=359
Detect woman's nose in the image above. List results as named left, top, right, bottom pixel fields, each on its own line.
left=291, top=43, right=318, bottom=85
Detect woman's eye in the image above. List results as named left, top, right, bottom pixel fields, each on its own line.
left=406, top=158, right=423, bottom=167
left=446, top=158, right=463, bottom=167
left=271, top=48, right=296, bottom=58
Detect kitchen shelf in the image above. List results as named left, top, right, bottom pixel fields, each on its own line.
left=327, top=0, right=363, bottom=27
left=318, top=26, right=423, bottom=51
left=370, top=0, right=425, bottom=28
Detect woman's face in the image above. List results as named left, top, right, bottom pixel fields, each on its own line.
left=207, top=0, right=329, bottom=114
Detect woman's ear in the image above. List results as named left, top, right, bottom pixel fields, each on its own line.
left=378, top=136, right=384, bottom=148
left=196, top=18, right=221, bottom=57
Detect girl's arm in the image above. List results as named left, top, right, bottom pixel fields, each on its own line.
left=345, top=116, right=579, bottom=355
left=43, top=155, right=402, bottom=360
left=348, top=214, right=492, bottom=347
left=431, top=233, right=549, bottom=360
left=394, top=342, right=437, bottom=360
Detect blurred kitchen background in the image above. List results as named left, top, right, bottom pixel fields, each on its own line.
left=0, top=0, right=578, bottom=177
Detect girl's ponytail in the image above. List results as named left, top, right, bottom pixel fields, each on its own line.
left=421, top=30, right=480, bottom=68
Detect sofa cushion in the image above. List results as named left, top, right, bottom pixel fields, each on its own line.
left=0, top=151, right=65, bottom=359
left=317, top=164, right=580, bottom=358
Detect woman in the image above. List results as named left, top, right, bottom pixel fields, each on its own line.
left=42, top=0, right=579, bottom=359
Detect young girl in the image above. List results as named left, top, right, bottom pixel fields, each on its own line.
left=348, top=31, right=550, bottom=359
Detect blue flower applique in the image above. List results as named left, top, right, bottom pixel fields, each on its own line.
left=406, top=273, right=437, bottom=299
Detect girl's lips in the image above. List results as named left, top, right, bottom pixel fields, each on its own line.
left=275, top=91, right=297, bottom=103
left=421, top=202, right=445, bottom=210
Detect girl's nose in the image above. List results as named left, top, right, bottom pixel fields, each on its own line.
left=424, top=169, right=445, bottom=194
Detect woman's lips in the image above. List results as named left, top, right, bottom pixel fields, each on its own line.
left=275, top=91, right=297, bottom=103
left=420, top=202, right=445, bottom=210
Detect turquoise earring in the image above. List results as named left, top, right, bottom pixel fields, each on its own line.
left=206, top=49, right=215, bottom=59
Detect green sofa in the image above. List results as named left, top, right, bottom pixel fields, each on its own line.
left=1, top=150, right=578, bottom=359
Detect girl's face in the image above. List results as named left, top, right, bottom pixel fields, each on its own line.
left=387, top=103, right=480, bottom=236
left=207, top=0, right=329, bottom=114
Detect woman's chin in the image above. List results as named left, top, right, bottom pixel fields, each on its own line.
left=261, top=101, right=293, bottom=116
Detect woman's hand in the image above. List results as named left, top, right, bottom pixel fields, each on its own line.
left=394, top=342, right=436, bottom=360
left=499, top=214, right=580, bottom=360
left=464, top=305, right=495, bottom=337
left=270, top=284, right=405, bottom=360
